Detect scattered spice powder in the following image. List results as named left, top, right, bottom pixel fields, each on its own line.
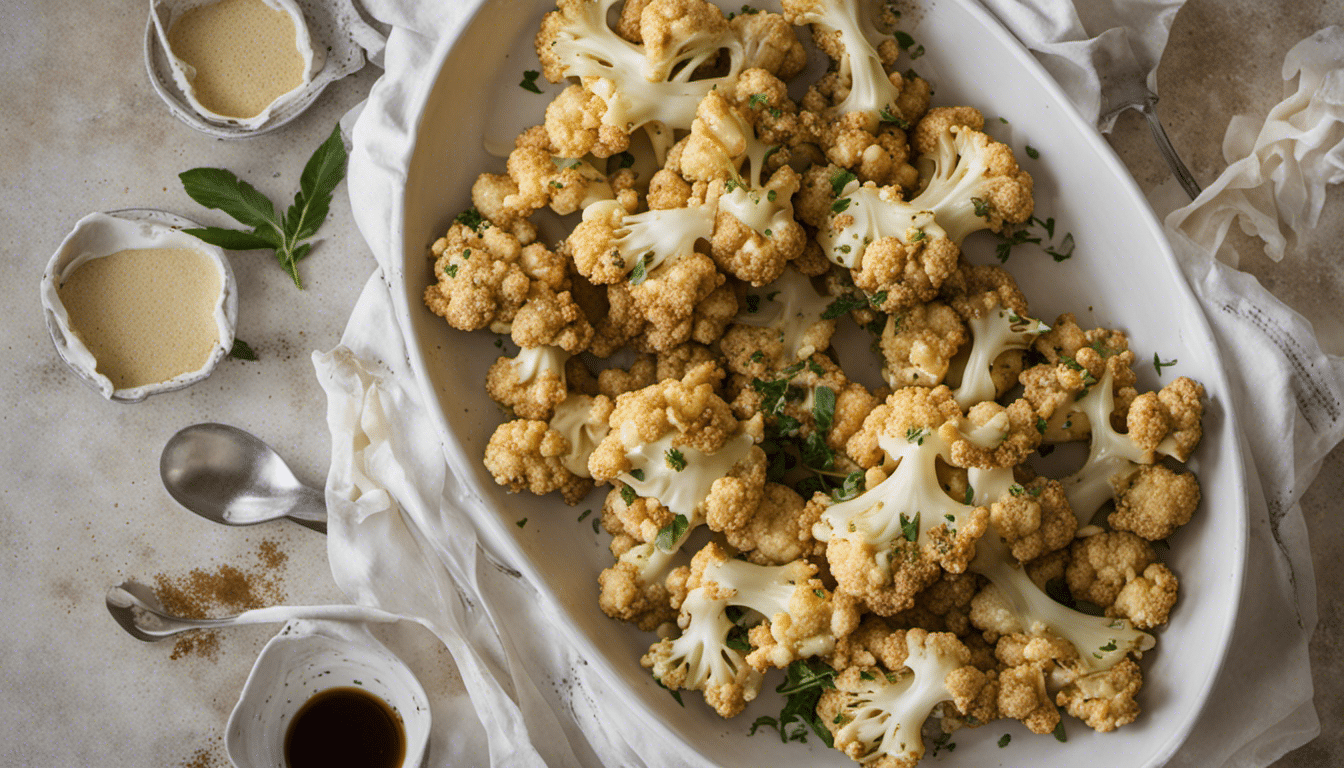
left=181, top=746, right=227, bottom=768
left=154, top=538, right=289, bottom=660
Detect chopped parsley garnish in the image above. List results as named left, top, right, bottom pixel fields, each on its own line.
left=1025, top=144, right=1040, bottom=160
left=812, top=386, right=836, bottom=433
left=749, top=350, right=764, bottom=363
left=665, top=448, right=686, bottom=471
left=971, top=196, right=991, bottom=219
left=445, top=262, right=458, bottom=278
left=577, top=509, right=592, bottom=522
left=1036, top=416, right=1048, bottom=434
left=229, top=339, right=258, bottom=361
left=894, top=30, right=924, bottom=59
left=519, top=70, right=543, bottom=93
left=900, top=512, right=920, bottom=542
left=878, top=107, right=910, bottom=129
left=822, top=293, right=868, bottom=319
left=628, top=252, right=653, bottom=285
left=964, top=485, right=975, bottom=505
left=1053, top=717, right=1068, bottom=742
left=998, top=734, right=1012, bottom=748
left=619, top=485, right=637, bottom=506
left=832, top=471, right=866, bottom=502
left=655, top=514, right=689, bottom=551
left=767, top=189, right=777, bottom=202
left=749, top=93, right=770, bottom=109
left=454, top=207, right=488, bottom=233
left=1154, top=353, right=1178, bottom=376
left=745, top=294, right=762, bottom=313
left=831, top=197, right=851, bottom=213
left=905, top=427, right=927, bottom=445
left=829, top=168, right=857, bottom=197
left=747, top=659, right=836, bottom=746
left=615, top=151, right=635, bottom=169
left=515, top=517, right=528, bottom=528
left=629, top=468, right=645, bottom=481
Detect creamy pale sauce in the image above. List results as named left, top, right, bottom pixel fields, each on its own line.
left=58, top=247, right=221, bottom=390
left=167, top=0, right=305, bottom=119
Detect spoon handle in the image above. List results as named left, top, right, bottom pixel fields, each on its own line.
left=286, top=486, right=328, bottom=534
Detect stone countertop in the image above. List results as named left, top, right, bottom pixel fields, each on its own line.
left=0, top=1, right=1337, bottom=766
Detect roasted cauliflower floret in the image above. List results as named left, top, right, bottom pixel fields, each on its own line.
left=1065, top=531, right=1156, bottom=608
left=1056, top=658, right=1144, bottom=733
left=1108, top=464, right=1201, bottom=541
left=986, top=477, right=1076, bottom=564
left=485, top=346, right=570, bottom=420
left=483, top=419, right=592, bottom=504
left=878, top=301, right=966, bottom=388
left=425, top=221, right=592, bottom=351
left=1109, top=563, right=1178, bottom=630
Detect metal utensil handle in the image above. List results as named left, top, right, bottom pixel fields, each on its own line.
left=1141, top=103, right=1203, bottom=200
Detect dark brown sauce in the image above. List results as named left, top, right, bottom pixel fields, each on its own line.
left=284, top=686, right=406, bottom=768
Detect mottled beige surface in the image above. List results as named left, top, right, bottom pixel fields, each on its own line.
left=0, top=0, right=1339, bottom=766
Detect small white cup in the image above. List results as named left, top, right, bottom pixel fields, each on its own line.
left=225, top=619, right=431, bottom=768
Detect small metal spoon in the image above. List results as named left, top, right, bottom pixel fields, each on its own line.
left=105, top=582, right=397, bottom=641
left=160, top=423, right=326, bottom=534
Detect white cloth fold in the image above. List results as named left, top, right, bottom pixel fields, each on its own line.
left=312, top=2, right=1341, bottom=766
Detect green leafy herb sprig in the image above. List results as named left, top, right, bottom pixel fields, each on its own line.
left=749, top=659, right=837, bottom=746
left=180, top=124, right=348, bottom=289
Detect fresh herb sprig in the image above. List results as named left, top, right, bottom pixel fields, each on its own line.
left=180, top=124, right=348, bottom=289
left=749, top=659, right=837, bottom=746
left=995, top=215, right=1075, bottom=264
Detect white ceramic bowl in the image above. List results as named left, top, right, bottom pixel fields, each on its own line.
left=225, top=620, right=432, bottom=768
left=40, top=209, right=238, bottom=403
left=390, top=2, right=1248, bottom=765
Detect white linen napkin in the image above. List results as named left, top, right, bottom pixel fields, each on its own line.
left=312, top=2, right=1342, bottom=766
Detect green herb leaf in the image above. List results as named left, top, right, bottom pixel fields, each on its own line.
left=905, top=426, right=927, bottom=445
left=653, top=677, right=684, bottom=706
left=455, top=207, right=488, bottom=232
left=829, top=168, right=857, bottom=197
left=963, top=485, right=974, bottom=505
left=749, top=93, right=769, bottom=109
left=620, top=485, right=637, bottom=506
left=615, top=151, right=635, bottom=169
left=745, top=294, right=761, bottom=313
left=830, top=197, right=852, bottom=215
left=971, top=196, right=991, bottom=219
left=832, top=471, right=866, bottom=502
left=878, top=107, right=910, bottom=129
left=577, top=509, right=592, bottom=522
left=998, top=733, right=1012, bottom=748
left=821, top=294, right=867, bottom=319
left=655, top=514, right=689, bottom=551
left=629, top=253, right=652, bottom=285
left=859, top=670, right=875, bottom=681
left=1047, top=232, right=1075, bottom=262
left=181, top=125, right=347, bottom=288
left=1025, top=144, right=1040, bottom=160
left=516, top=518, right=527, bottom=528
left=183, top=226, right=276, bottom=251
left=629, top=468, right=645, bottom=481
left=591, top=516, right=601, bottom=534
left=665, top=448, right=686, bottom=472
left=1053, top=717, right=1068, bottom=742
left=445, top=263, right=458, bottom=278
left=900, top=512, right=920, bottom=542
left=229, top=338, right=258, bottom=361
left=812, top=386, right=836, bottom=432
left=1100, top=640, right=1117, bottom=652
left=519, top=70, right=543, bottom=93
left=801, top=432, right=834, bottom=471
left=1010, top=483, right=1025, bottom=496
left=749, top=350, right=764, bottom=363
left=755, top=659, right=836, bottom=745
left=1154, top=353, right=1178, bottom=376
left=1036, top=416, right=1048, bottom=434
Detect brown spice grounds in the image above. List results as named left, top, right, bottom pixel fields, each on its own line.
left=181, top=746, right=226, bottom=768
left=154, top=538, right=289, bottom=660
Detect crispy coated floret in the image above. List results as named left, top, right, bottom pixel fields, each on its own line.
left=425, top=222, right=592, bottom=351
left=710, top=167, right=808, bottom=286
left=596, top=354, right=657, bottom=399
left=987, top=478, right=1076, bottom=564
left=598, top=556, right=678, bottom=631
left=1066, top=531, right=1156, bottom=608
left=1056, top=658, right=1143, bottom=732
left=911, top=106, right=985, bottom=155
left=941, top=400, right=1044, bottom=470
left=602, top=484, right=672, bottom=543
left=1127, top=377, right=1205, bottom=461
left=891, top=571, right=980, bottom=636
left=725, top=482, right=824, bottom=565
left=587, top=283, right=647, bottom=358
left=656, top=342, right=720, bottom=383
left=485, top=347, right=569, bottom=421
left=731, top=11, right=807, bottom=79
left=819, top=111, right=921, bottom=190
left=544, top=84, right=631, bottom=159
left=850, top=230, right=961, bottom=314
left=997, top=659, right=1060, bottom=735
left=878, top=301, right=966, bottom=388
left=844, top=385, right=963, bottom=469
left=1109, top=563, right=1178, bottom=629
left=483, top=419, right=592, bottom=504
left=1108, top=464, right=1201, bottom=541
left=590, top=363, right=736, bottom=472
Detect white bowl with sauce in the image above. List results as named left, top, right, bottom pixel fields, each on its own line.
left=144, top=0, right=386, bottom=138
left=225, top=620, right=431, bottom=768
left=40, top=209, right=237, bottom=403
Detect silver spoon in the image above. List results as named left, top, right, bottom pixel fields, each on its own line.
left=160, top=423, right=327, bottom=534
left=105, top=582, right=397, bottom=641
left=1099, top=48, right=1203, bottom=200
